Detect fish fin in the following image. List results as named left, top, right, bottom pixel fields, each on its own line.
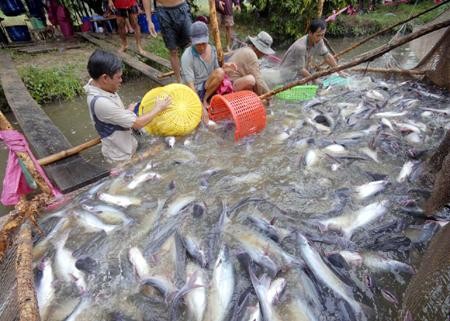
left=169, top=271, right=204, bottom=306
left=380, top=288, right=399, bottom=306
left=317, top=220, right=328, bottom=233
left=248, top=266, right=270, bottom=293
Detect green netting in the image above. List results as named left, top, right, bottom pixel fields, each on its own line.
left=275, top=85, right=318, bottom=101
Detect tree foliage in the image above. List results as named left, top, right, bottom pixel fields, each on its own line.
left=248, top=0, right=354, bottom=41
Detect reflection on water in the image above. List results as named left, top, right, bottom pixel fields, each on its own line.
left=31, top=76, right=449, bottom=321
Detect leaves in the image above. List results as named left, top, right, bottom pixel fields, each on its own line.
left=19, top=65, right=83, bottom=104
left=247, top=0, right=338, bottom=41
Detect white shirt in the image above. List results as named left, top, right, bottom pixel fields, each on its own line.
left=84, top=80, right=137, bottom=163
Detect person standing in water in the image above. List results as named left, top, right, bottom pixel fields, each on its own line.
left=85, top=49, right=171, bottom=163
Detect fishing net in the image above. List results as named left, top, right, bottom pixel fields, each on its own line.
left=0, top=240, right=19, bottom=321
left=411, top=25, right=450, bottom=90
left=387, top=9, right=450, bottom=89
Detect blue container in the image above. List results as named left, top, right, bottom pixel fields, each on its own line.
left=0, top=0, right=26, bottom=16
left=137, top=13, right=161, bottom=33
left=138, top=14, right=148, bottom=33
left=5, top=25, right=31, bottom=42
left=152, top=13, right=160, bottom=33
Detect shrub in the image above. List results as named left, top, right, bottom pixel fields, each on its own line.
left=20, top=65, right=83, bottom=104
left=247, top=0, right=355, bottom=42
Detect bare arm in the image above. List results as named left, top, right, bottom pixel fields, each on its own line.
left=141, top=0, right=157, bottom=37
left=186, top=81, right=209, bottom=124
left=132, top=96, right=171, bottom=129
left=300, top=67, right=313, bottom=79
left=324, top=53, right=338, bottom=68
left=324, top=53, right=348, bottom=76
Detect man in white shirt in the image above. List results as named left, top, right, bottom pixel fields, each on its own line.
left=85, top=49, right=171, bottom=163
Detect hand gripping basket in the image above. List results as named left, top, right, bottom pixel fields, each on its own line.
left=139, top=83, right=202, bottom=136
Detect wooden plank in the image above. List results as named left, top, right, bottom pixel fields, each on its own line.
left=0, top=51, right=109, bottom=193
left=17, top=43, right=81, bottom=54
left=88, top=32, right=172, bottom=69
left=78, top=32, right=172, bottom=85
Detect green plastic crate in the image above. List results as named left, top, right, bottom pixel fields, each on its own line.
left=275, top=85, right=318, bottom=101
left=322, top=75, right=350, bottom=87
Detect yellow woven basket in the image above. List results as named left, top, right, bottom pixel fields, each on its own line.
left=139, top=83, right=202, bottom=136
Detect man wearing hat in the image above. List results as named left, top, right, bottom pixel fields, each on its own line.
left=225, top=31, right=274, bottom=95
left=181, top=21, right=236, bottom=123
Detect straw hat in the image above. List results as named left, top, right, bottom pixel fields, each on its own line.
left=248, top=31, right=275, bottom=55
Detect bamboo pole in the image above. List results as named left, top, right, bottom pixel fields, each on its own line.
left=349, top=66, right=425, bottom=76
left=209, top=0, right=224, bottom=66
left=0, top=193, right=52, bottom=262
left=329, top=0, right=450, bottom=61
left=317, top=0, right=325, bottom=18
left=259, top=19, right=450, bottom=100
left=158, top=70, right=175, bottom=79
left=16, top=222, right=40, bottom=321
left=38, top=137, right=101, bottom=166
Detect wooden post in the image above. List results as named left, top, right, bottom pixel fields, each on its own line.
left=209, top=0, right=224, bottom=66
left=349, top=66, right=425, bottom=76
left=16, top=222, right=40, bottom=321
left=317, top=0, right=325, bottom=18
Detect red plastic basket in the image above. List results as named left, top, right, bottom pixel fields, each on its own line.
left=208, top=91, right=267, bottom=141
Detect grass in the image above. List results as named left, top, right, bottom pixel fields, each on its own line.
left=361, top=2, right=450, bottom=25
left=19, top=65, right=83, bottom=104
left=143, top=36, right=170, bottom=60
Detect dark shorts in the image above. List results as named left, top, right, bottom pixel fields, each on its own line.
left=115, top=5, right=139, bottom=18
left=156, top=2, right=192, bottom=50
left=197, top=82, right=207, bottom=101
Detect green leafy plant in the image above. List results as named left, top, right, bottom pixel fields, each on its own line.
left=20, top=65, right=83, bottom=104
left=246, top=0, right=356, bottom=41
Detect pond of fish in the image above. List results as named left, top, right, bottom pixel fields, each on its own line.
left=3, top=37, right=450, bottom=321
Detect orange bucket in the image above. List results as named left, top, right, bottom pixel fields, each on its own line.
left=208, top=90, right=266, bottom=141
